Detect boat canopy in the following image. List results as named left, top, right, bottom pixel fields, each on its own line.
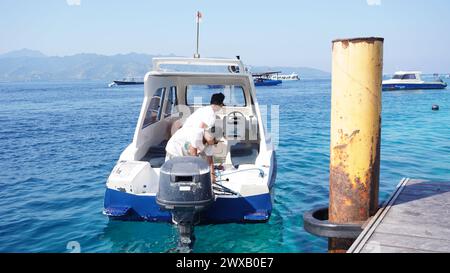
left=394, top=71, right=422, bottom=75
left=152, top=57, right=246, bottom=75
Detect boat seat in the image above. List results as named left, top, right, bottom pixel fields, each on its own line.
left=230, top=142, right=259, bottom=168
left=142, top=141, right=260, bottom=169
left=141, top=140, right=167, bottom=168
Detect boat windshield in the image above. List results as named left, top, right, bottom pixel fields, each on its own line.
left=393, top=74, right=416, bottom=80
left=403, top=74, right=416, bottom=79
left=186, top=85, right=246, bottom=107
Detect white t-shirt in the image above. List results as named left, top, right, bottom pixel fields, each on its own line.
left=165, top=127, right=213, bottom=157
left=183, top=105, right=216, bottom=129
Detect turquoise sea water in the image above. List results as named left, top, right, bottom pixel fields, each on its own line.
left=0, top=79, right=449, bottom=253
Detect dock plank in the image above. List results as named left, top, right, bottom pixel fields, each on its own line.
left=361, top=242, right=441, bottom=253
left=365, top=232, right=450, bottom=253
left=348, top=178, right=450, bottom=253
left=375, top=221, right=450, bottom=240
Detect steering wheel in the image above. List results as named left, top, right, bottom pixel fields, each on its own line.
left=227, top=111, right=245, bottom=123
left=226, top=111, right=246, bottom=139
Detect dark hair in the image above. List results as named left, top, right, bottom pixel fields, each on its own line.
left=210, top=93, right=225, bottom=105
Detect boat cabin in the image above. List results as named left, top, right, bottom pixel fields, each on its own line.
left=105, top=57, right=276, bottom=224
left=382, top=71, right=447, bottom=91
left=390, top=71, right=423, bottom=82
left=118, top=58, right=271, bottom=173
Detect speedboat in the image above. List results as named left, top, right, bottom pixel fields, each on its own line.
left=382, top=71, right=447, bottom=91
left=252, top=71, right=282, bottom=86
left=103, top=57, right=277, bottom=244
left=253, top=78, right=282, bottom=86
left=112, top=77, right=144, bottom=85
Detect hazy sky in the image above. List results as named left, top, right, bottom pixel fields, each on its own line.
left=1, top=0, right=449, bottom=73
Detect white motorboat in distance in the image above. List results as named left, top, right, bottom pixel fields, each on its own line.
left=382, top=71, right=447, bottom=91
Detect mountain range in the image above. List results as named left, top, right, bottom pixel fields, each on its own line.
left=0, top=49, right=330, bottom=82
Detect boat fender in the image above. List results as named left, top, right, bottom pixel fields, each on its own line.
left=303, top=206, right=364, bottom=239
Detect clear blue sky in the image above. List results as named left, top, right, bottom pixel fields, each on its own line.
left=1, top=0, right=449, bottom=73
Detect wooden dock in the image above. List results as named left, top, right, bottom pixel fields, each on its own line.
left=348, top=178, right=450, bottom=253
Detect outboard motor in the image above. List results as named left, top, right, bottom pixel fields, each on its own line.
left=156, top=156, right=214, bottom=251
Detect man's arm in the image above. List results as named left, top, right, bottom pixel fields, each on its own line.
left=207, top=155, right=215, bottom=183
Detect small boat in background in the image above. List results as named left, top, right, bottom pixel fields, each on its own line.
left=382, top=71, right=447, bottom=91
left=252, top=71, right=282, bottom=86
left=111, top=77, right=144, bottom=86
left=253, top=78, right=282, bottom=86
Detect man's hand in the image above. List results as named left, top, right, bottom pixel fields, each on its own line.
left=188, top=146, right=198, bottom=156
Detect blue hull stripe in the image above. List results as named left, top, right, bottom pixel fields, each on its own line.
left=382, top=83, right=447, bottom=91
left=104, top=188, right=272, bottom=223
left=254, top=80, right=282, bottom=86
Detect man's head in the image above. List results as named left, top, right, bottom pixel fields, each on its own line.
left=210, top=93, right=225, bottom=111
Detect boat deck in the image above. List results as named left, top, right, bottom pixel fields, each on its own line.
left=348, top=178, right=450, bottom=253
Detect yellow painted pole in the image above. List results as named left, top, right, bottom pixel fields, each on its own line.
left=329, top=37, right=384, bottom=252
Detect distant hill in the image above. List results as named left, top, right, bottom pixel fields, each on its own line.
left=0, top=49, right=329, bottom=82
left=0, top=48, right=47, bottom=59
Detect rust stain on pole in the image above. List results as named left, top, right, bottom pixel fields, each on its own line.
left=329, top=37, right=383, bottom=252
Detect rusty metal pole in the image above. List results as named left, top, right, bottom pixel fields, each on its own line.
left=329, top=37, right=384, bottom=252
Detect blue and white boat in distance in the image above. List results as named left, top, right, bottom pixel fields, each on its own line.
left=253, top=78, right=282, bottom=86
left=382, top=71, right=447, bottom=91
left=103, top=57, right=277, bottom=225
left=252, top=71, right=282, bottom=86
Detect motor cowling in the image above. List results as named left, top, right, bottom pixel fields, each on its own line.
left=157, top=156, right=214, bottom=212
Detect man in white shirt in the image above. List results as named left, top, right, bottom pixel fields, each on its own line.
left=183, top=93, right=225, bottom=130
left=165, top=128, right=212, bottom=159
left=165, top=128, right=217, bottom=182
left=165, top=93, right=225, bottom=183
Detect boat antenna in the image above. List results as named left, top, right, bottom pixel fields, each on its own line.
left=194, top=11, right=202, bottom=58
